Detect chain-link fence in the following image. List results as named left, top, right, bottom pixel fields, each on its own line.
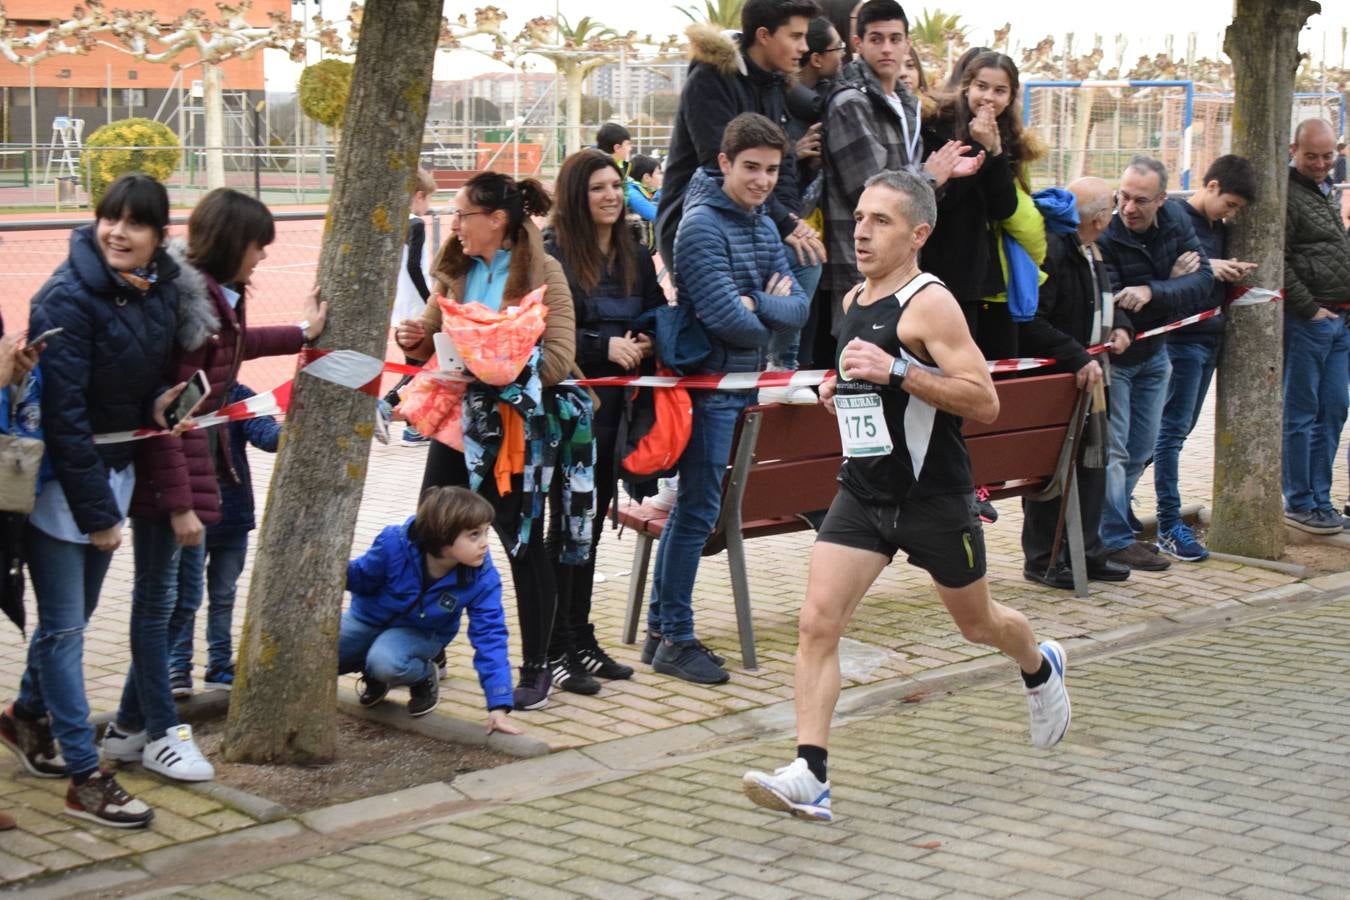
left=0, top=210, right=433, bottom=398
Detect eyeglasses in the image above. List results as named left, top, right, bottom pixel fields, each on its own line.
left=449, top=209, right=487, bottom=221
left=1115, top=191, right=1160, bottom=209
left=824, top=44, right=848, bottom=54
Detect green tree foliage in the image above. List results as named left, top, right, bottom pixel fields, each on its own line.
left=298, top=59, right=355, bottom=127
left=80, top=118, right=179, bottom=202
left=678, top=0, right=745, bottom=29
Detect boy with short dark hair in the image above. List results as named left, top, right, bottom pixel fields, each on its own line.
left=340, top=487, right=520, bottom=731
left=596, top=122, right=633, bottom=176
left=1153, top=154, right=1257, bottom=561
left=645, top=113, right=809, bottom=685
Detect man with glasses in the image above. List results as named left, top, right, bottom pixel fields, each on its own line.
left=1096, top=156, right=1213, bottom=570
left=820, top=0, right=976, bottom=344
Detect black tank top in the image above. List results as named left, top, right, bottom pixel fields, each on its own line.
left=836, top=273, right=974, bottom=503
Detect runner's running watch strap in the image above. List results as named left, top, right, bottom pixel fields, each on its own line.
left=889, top=356, right=910, bottom=389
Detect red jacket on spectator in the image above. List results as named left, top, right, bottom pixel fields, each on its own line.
left=130, top=241, right=304, bottom=523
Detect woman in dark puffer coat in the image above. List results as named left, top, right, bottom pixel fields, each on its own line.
left=100, top=189, right=326, bottom=783
left=3, top=174, right=184, bottom=828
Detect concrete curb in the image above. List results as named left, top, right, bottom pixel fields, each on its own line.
left=337, top=689, right=551, bottom=759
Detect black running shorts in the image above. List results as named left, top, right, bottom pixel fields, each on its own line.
left=815, top=485, right=987, bottom=588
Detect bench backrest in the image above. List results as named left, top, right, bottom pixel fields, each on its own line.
left=718, top=371, right=1080, bottom=531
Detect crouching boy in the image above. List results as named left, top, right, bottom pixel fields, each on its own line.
left=339, top=486, right=521, bottom=733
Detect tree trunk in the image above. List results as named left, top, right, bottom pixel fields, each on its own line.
left=222, top=0, right=441, bottom=764
left=565, top=64, right=584, bottom=159
left=1209, top=0, right=1320, bottom=558
left=203, top=63, right=226, bottom=189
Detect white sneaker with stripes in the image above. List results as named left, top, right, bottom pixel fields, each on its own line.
left=142, top=724, right=214, bottom=782
left=742, top=757, right=833, bottom=822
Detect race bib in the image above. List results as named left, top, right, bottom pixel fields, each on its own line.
left=835, top=392, right=893, bottom=458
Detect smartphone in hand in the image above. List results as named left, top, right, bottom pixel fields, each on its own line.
left=27, top=327, right=63, bottom=346
left=164, top=370, right=210, bottom=429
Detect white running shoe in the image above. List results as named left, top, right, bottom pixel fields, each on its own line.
left=742, top=757, right=833, bottom=822
left=101, top=722, right=147, bottom=763
left=1026, top=640, right=1071, bottom=748
left=142, top=724, right=215, bottom=782
left=646, top=476, right=679, bottom=511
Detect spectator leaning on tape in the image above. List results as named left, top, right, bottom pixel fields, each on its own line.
left=1096, top=156, right=1213, bottom=572
left=394, top=171, right=577, bottom=713
left=2, top=173, right=192, bottom=829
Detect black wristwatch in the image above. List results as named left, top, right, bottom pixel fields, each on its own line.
left=889, top=356, right=910, bottom=389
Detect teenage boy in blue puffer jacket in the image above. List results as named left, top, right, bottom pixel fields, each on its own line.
left=340, top=486, right=521, bottom=732
left=646, top=112, right=809, bottom=686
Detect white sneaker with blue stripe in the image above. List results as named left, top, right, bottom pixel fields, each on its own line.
left=1026, top=640, right=1071, bottom=748
left=742, top=757, right=833, bottom=822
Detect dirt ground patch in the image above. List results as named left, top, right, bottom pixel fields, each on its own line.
left=1281, top=541, right=1350, bottom=574
left=190, top=712, right=517, bottom=813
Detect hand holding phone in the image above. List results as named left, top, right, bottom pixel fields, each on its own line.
left=163, top=370, right=210, bottom=430
left=27, top=326, right=63, bottom=347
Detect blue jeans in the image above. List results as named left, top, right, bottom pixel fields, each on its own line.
left=1283, top=314, right=1350, bottom=512
left=114, top=518, right=190, bottom=740
left=648, top=390, right=752, bottom=643
left=1153, top=337, right=1220, bottom=532
left=168, top=534, right=247, bottom=676
left=337, top=612, right=441, bottom=686
left=766, top=257, right=823, bottom=370
left=1101, top=352, right=1173, bottom=553
left=16, top=526, right=113, bottom=778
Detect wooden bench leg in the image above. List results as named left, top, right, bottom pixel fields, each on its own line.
left=1066, top=475, right=1089, bottom=599
left=622, top=533, right=654, bottom=645
left=725, top=529, right=758, bottom=671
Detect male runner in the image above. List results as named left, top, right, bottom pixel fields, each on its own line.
left=741, top=170, right=1071, bottom=823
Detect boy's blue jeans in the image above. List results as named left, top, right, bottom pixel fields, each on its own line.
left=16, top=526, right=113, bottom=778
left=168, top=534, right=249, bottom=677
left=337, top=612, right=441, bottom=686
left=647, top=390, right=752, bottom=643
left=1101, top=352, right=1172, bottom=553
left=1153, top=336, right=1220, bottom=532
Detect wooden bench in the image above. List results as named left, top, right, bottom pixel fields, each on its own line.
left=617, top=372, right=1086, bottom=670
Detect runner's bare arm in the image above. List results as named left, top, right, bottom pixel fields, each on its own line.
left=899, top=288, right=998, bottom=422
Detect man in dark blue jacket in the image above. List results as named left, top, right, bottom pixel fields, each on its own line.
left=1153, top=156, right=1256, bottom=561
left=646, top=113, right=809, bottom=685
left=1097, top=156, right=1213, bottom=572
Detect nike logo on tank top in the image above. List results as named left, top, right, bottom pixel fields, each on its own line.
left=835, top=272, right=974, bottom=504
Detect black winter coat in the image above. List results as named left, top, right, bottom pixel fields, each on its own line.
left=1285, top=167, right=1350, bottom=319
left=1097, top=199, right=1213, bottom=367
left=1032, top=232, right=1135, bottom=373
left=657, top=25, right=799, bottom=252
left=27, top=225, right=180, bottom=534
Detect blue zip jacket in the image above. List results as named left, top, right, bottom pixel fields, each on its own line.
left=673, top=167, right=809, bottom=375
left=1098, top=198, right=1213, bottom=368
left=207, top=383, right=281, bottom=541
left=346, top=519, right=512, bottom=710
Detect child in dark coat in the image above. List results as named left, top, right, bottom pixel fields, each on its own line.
left=340, top=486, right=520, bottom=731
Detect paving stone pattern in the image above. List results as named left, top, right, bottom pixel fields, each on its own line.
left=187, top=597, right=1350, bottom=899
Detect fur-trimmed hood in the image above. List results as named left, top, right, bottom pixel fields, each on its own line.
left=164, top=238, right=221, bottom=352
left=686, top=24, right=743, bottom=76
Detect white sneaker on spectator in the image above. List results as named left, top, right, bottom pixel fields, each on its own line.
left=646, top=476, right=679, bottom=511
left=742, top=757, right=833, bottom=822
left=142, top=725, right=214, bottom=782
left=100, top=723, right=147, bottom=763
left=757, top=385, right=817, bottom=405
left=1026, top=640, right=1071, bottom=748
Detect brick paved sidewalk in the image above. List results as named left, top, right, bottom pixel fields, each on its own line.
left=31, top=586, right=1350, bottom=897
left=0, top=390, right=1343, bottom=887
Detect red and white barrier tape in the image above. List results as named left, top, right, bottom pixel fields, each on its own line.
left=90, top=287, right=1287, bottom=443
